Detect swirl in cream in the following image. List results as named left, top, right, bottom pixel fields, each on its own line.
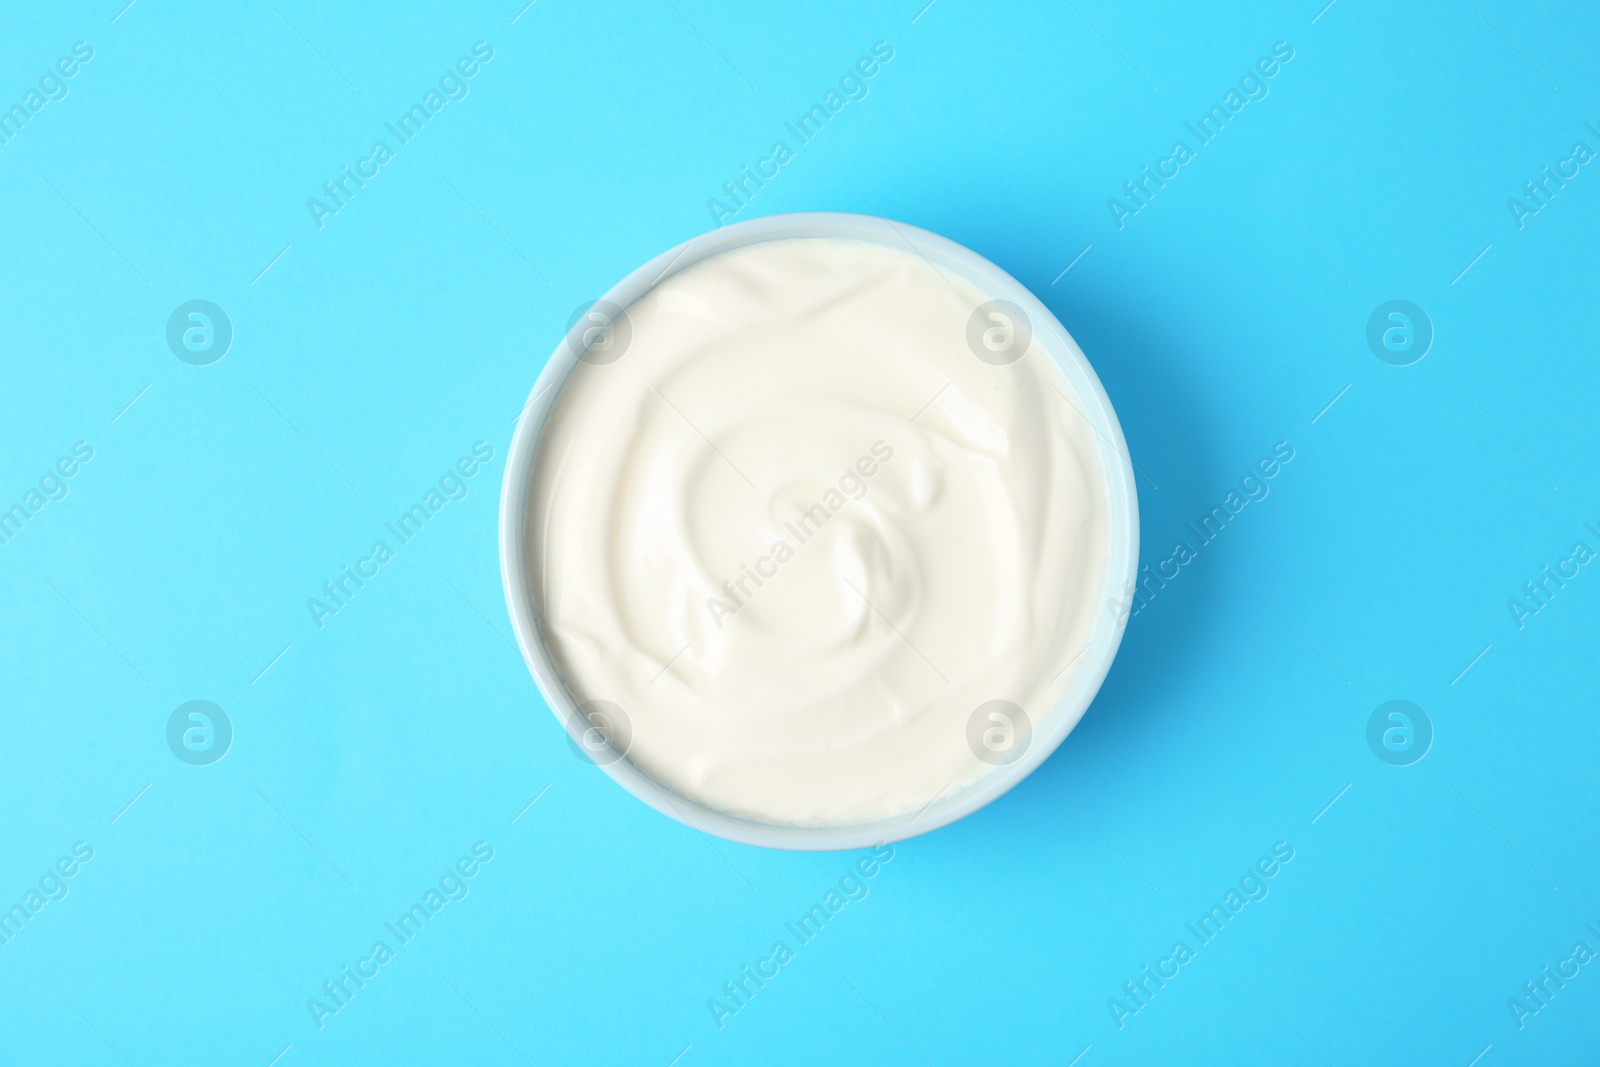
left=527, top=237, right=1108, bottom=825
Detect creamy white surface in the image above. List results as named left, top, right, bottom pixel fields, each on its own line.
left=526, top=237, right=1108, bottom=825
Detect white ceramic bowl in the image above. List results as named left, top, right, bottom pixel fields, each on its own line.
left=499, top=212, right=1138, bottom=851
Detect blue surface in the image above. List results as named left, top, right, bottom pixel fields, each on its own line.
left=2, top=0, right=1597, bottom=1063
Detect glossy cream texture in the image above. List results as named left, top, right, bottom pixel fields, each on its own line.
left=527, top=238, right=1108, bottom=825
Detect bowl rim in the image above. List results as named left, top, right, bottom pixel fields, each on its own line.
left=498, top=211, right=1139, bottom=852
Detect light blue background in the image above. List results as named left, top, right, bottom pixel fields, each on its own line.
left=2, top=0, right=1597, bottom=1063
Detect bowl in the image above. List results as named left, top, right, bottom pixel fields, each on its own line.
left=499, top=211, right=1139, bottom=851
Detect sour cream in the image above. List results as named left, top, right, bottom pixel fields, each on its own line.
left=526, top=237, right=1109, bottom=825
